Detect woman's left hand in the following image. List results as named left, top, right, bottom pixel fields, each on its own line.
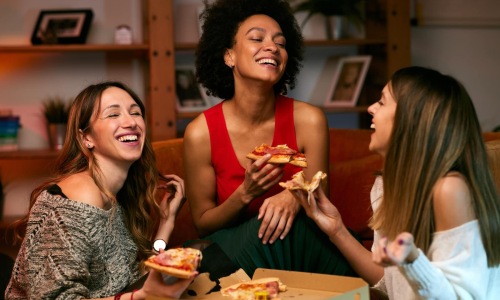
left=257, top=189, right=301, bottom=244
left=158, top=174, right=186, bottom=220
left=372, top=232, right=420, bottom=266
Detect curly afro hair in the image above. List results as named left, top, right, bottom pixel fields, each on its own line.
left=195, top=0, right=304, bottom=100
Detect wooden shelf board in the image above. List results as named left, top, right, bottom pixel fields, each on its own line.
left=0, top=44, right=149, bottom=53
left=175, top=38, right=386, bottom=51
left=0, top=149, right=59, bottom=159
left=303, top=38, right=386, bottom=47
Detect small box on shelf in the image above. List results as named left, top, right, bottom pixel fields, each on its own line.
left=0, top=111, right=20, bottom=152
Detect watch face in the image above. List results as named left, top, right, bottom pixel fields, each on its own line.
left=153, top=239, right=167, bottom=252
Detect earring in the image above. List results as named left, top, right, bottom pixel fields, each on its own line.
left=87, top=143, right=91, bottom=148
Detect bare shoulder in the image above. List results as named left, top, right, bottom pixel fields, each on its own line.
left=433, top=172, right=475, bottom=231
left=184, top=113, right=209, bottom=146
left=183, top=113, right=211, bottom=163
left=293, top=100, right=327, bottom=127
left=292, top=100, right=328, bottom=149
left=58, top=173, right=106, bottom=209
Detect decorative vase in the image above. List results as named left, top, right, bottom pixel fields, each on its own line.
left=48, top=123, right=67, bottom=150
left=294, top=12, right=326, bottom=40
left=325, top=15, right=347, bottom=40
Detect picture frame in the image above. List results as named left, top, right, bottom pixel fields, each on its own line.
left=175, top=67, right=211, bottom=113
left=324, top=55, right=371, bottom=108
left=31, top=9, right=94, bottom=45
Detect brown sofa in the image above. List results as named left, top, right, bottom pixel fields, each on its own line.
left=156, top=129, right=500, bottom=249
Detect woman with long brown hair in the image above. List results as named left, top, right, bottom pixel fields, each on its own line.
left=6, top=81, right=192, bottom=299
left=292, top=66, right=500, bottom=298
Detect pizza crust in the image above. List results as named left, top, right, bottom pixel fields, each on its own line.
left=279, top=170, right=327, bottom=205
left=289, top=159, right=307, bottom=168
left=144, top=247, right=202, bottom=279
left=267, top=155, right=292, bottom=164
left=144, top=259, right=197, bottom=279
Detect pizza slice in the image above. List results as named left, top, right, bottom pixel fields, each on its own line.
left=221, top=277, right=287, bottom=300
left=279, top=170, right=327, bottom=205
left=144, top=247, right=202, bottom=279
left=289, top=152, right=307, bottom=167
left=246, top=144, right=307, bottom=167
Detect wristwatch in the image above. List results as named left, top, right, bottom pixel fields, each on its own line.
left=153, top=239, right=167, bottom=252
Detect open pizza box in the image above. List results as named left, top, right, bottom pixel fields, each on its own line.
left=148, top=268, right=369, bottom=300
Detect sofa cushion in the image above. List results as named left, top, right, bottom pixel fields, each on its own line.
left=152, top=138, right=199, bottom=247
left=330, top=154, right=382, bottom=249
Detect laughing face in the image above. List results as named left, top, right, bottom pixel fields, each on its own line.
left=225, top=14, right=287, bottom=88
left=84, top=86, right=145, bottom=166
left=367, top=84, right=397, bottom=157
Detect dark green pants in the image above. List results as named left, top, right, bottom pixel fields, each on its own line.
left=202, top=211, right=358, bottom=277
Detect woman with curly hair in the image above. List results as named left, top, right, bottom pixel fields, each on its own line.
left=183, top=0, right=355, bottom=277
left=292, top=66, right=500, bottom=298
left=6, top=82, right=192, bottom=299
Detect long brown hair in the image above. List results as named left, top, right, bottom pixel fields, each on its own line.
left=370, top=66, right=500, bottom=266
left=14, top=81, right=162, bottom=260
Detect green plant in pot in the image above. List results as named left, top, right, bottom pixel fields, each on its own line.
left=289, top=0, right=365, bottom=40
left=42, top=96, right=71, bottom=150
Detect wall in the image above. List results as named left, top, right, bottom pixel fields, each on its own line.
left=411, top=0, right=500, bottom=131
left=0, top=0, right=144, bottom=150
left=411, top=26, right=500, bottom=131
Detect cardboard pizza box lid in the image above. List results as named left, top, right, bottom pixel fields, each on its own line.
left=147, top=268, right=369, bottom=300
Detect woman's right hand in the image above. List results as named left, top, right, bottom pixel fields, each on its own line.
left=241, top=154, right=284, bottom=204
left=291, top=187, right=344, bottom=237
left=137, top=269, right=195, bottom=299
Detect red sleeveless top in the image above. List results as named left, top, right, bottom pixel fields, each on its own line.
left=204, top=95, right=302, bottom=218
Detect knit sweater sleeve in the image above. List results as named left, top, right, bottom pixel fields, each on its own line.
left=6, top=191, right=139, bottom=300
left=400, top=220, right=491, bottom=299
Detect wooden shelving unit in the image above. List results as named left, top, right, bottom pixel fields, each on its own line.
left=0, top=149, right=58, bottom=159
left=0, top=0, right=409, bottom=153
left=0, top=44, right=149, bottom=53
left=174, top=0, right=410, bottom=130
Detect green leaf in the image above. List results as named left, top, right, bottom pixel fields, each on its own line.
left=42, top=96, right=71, bottom=124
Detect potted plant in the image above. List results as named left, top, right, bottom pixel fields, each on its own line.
left=288, top=0, right=365, bottom=40
left=42, top=96, right=71, bottom=150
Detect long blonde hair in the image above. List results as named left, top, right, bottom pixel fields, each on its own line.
left=370, top=67, right=500, bottom=267
left=15, top=81, right=162, bottom=260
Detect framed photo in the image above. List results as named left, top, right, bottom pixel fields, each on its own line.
left=324, top=55, right=371, bottom=108
left=31, top=9, right=94, bottom=45
left=175, top=67, right=211, bottom=113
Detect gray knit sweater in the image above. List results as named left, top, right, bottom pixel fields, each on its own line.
left=6, top=189, right=141, bottom=299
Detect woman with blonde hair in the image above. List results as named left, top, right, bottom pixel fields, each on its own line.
left=292, top=66, right=500, bottom=298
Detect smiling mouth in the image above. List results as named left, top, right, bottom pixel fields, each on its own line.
left=118, top=135, right=139, bottom=143
left=370, top=124, right=375, bottom=129
left=257, top=58, right=278, bottom=67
